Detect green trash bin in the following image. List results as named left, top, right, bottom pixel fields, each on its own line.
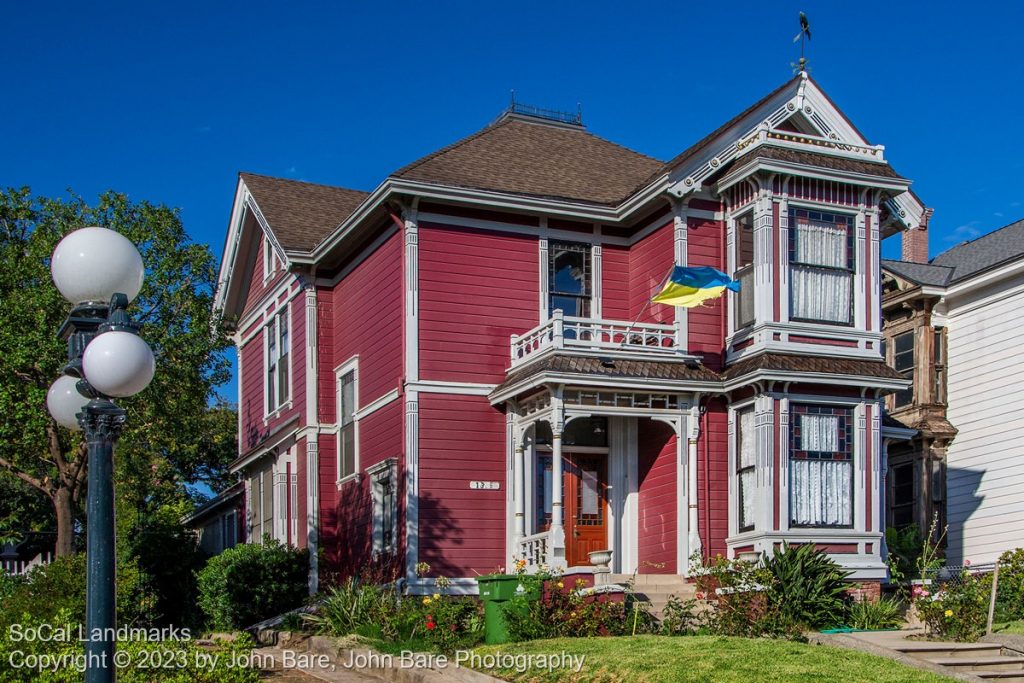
left=478, top=574, right=536, bottom=644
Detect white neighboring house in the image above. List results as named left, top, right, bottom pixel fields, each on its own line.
left=887, top=218, right=1024, bottom=565
left=184, top=482, right=244, bottom=556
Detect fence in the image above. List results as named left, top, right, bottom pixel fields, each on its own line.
left=0, top=551, right=53, bottom=577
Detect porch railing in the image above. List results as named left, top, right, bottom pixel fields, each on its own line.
left=0, top=552, right=52, bottom=576
left=510, top=310, right=683, bottom=368
left=517, top=531, right=550, bottom=570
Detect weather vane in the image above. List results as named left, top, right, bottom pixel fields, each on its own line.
left=792, top=11, right=811, bottom=74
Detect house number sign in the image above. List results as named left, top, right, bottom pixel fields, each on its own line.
left=470, top=481, right=500, bottom=490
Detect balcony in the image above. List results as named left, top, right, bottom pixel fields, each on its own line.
left=510, top=309, right=687, bottom=369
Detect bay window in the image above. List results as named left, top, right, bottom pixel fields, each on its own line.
left=736, top=408, right=756, bottom=532
left=266, top=310, right=290, bottom=413
left=789, top=404, right=853, bottom=528
left=893, top=331, right=914, bottom=408
left=733, top=212, right=755, bottom=329
left=789, top=209, right=854, bottom=325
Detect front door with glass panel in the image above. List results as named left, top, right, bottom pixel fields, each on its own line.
left=536, top=452, right=609, bottom=567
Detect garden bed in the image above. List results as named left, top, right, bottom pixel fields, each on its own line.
left=473, top=635, right=956, bottom=682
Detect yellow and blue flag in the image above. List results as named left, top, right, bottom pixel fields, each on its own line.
left=651, top=266, right=740, bottom=308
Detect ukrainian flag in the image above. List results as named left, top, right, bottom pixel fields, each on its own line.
left=651, top=266, right=740, bottom=308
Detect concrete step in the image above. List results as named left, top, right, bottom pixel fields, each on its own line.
left=927, top=657, right=1024, bottom=672
left=897, top=643, right=1004, bottom=660
left=974, top=672, right=1024, bottom=683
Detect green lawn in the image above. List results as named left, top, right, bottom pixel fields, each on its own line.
left=473, top=635, right=954, bottom=683
left=993, top=621, right=1024, bottom=635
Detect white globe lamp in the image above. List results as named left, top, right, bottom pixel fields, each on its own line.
left=82, top=331, right=155, bottom=398
left=51, top=227, right=144, bottom=305
left=47, top=375, right=91, bottom=431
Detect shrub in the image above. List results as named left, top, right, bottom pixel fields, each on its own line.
left=996, top=548, right=1024, bottom=622
left=197, top=539, right=309, bottom=630
left=660, top=595, right=701, bottom=636
left=849, top=596, right=903, bottom=630
left=418, top=594, right=483, bottom=653
left=914, top=571, right=989, bottom=642
left=502, top=572, right=654, bottom=642
left=763, top=542, right=851, bottom=630
left=695, top=556, right=795, bottom=638
left=0, top=554, right=157, bottom=630
left=0, top=609, right=259, bottom=683
left=304, top=578, right=401, bottom=638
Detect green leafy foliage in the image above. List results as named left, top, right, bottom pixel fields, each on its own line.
left=659, top=595, right=702, bottom=636
left=695, top=556, right=797, bottom=638
left=0, top=554, right=158, bottom=631
left=996, top=548, right=1024, bottom=622
left=0, top=187, right=233, bottom=555
left=0, top=609, right=259, bottom=683
left=196, top=539, right=309, bottom=630
left=914, top=571, right=989, bottom=642
left=763, top=542, right=851, bottom=629
left=305, top=578, right=483, bottom=654
left=502, top=571, right=655, bottom=642
left=849, top=596, right=904, bottom=630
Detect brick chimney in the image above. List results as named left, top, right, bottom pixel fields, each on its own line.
left=902, top=208, right=934, bottom=263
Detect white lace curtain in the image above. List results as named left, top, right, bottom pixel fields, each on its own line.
left=791, top=221, right=851, bottom=324
left=790, top=413, right=853, bottom=527
left=738, top=409, right=756, bottom=529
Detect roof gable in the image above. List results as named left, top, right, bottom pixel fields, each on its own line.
left=240, top=172, right=369, bottom=252
left=392, top=115, right=664, bottom=206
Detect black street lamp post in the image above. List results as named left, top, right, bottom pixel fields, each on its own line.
left=47, top=228, right=155, bottom=683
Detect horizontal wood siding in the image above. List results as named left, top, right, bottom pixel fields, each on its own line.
left=629, top=222, right=674, bottom=325
left=244, top=234, right=289, bottom=311
left=637, top=419, right=677, bottom=574
left=698, top=399, right=729, bottom=559
left=945, top=279, right=1024, bottom=565
left=418, top=393, right=506, bottom=576
left=419, top=222, right=538, bottom=384
left=687, top=217, right=726, bottom=370
left=329, top=231, right=403, bottom=409
left=601, top=243, right=630, bottom=321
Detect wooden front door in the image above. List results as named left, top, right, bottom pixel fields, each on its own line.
left=536, top=452, right=609, bottom=567
left=564, top=453, right=608, bottom=566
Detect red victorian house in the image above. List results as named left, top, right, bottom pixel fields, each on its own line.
left=214, top=72, right=920, bottom=594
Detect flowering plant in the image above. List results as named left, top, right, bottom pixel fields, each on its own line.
left=913, top=571, right=989, bottom=642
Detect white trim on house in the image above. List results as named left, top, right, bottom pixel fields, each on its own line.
left=355, top=388, right=400, bottom=420
left=368, top=457, right=399, bottom=557
left=406, top=380, right=497, bottom=396
left=403, top=203, right=421, bottom=581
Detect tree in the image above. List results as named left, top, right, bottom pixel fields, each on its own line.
left=0, top=187, right=233, bottom=556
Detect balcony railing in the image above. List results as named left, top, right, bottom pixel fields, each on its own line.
left=510, top=310, right=684, bottom=368
left=517, top=531, right=550, bottom=570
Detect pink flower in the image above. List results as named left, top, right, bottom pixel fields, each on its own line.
left=964, top=559, right=971, bottom=567
left=696, top=592, right=706, bottom=600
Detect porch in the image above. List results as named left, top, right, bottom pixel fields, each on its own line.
left=504, top=386, right=703, bottom=576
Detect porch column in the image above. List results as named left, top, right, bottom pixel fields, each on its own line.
left=513, top=442, right=526, bottom=544
left=550, top=427, right=566, bottom=565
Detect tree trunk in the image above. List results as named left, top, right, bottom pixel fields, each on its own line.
left=53, top=487, right=75, bottom=557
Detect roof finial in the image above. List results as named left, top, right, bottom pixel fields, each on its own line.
left=791, top=11, right=811, bottom=74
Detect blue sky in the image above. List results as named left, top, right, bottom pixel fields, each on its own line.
left=3, top=1, right=1022, bottom=401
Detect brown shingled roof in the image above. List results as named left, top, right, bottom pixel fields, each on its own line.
left=392, top=116, right=665, bottom=206
left=494, top=354, right=720, bottom=396
left=240, top=172, right=369, bottom=251
left=721, top=353, right=904, bottom=381
left=728, top=145, right=904, bottom=180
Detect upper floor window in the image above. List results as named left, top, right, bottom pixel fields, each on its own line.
left=263, top=235, right=280, bottom=281
left=789, top=209, right=854, bottom=325
left=338, top=367, right=357, bottom=481
left=549, top=241, right=591, bottom=319
left=736, top=408, right=756, bottom=532
left=893, top=331, right=914, bottom=408
left=790, top=404, right=853, bottom=528
left=733, top=212, right=755, bottom=329
left=933, top=328, right=946, bottom=405
left=266, top=310, right=290, bottom=414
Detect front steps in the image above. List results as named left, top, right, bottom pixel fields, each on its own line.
left=608, top=573, right=696, bottom=620
left=895, top=641, right=1024, bottom=682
